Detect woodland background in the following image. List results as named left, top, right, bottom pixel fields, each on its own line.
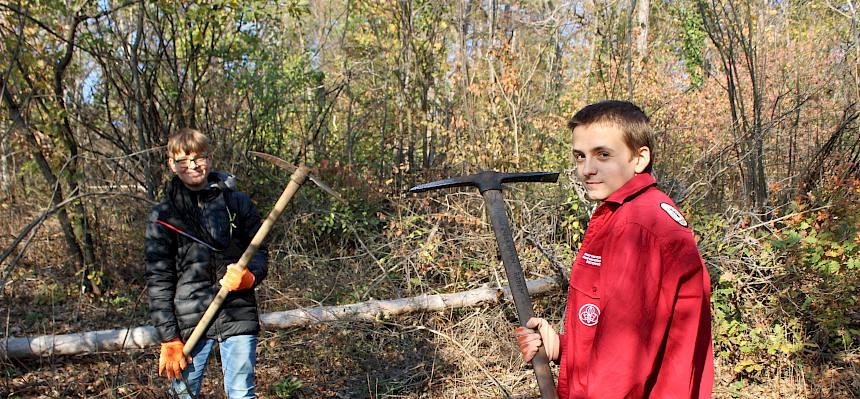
left=0, top=0, right=858, bottom=398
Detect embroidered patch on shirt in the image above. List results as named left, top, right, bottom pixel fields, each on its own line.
left=579, top=303, right=600, bottom=326
left=582, top=252, right=602, bottom=266
left=660, top=202, right=688, bottom=227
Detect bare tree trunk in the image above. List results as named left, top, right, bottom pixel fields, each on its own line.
left=583, top=0, right=599, bottom=102
left=626, top=0, right=637, bottom=100
left=396, top=0, right=416, bottom=184
left=1, top=81, right=84, bottom=266
left=52, top=12, right=100, bottom=294
left=848, top=1, right=860, bottom=104
left=420, top=83, right=431, bottom=170
left=698, top=0, right=770, bottom=213
left=789, top=74, right=800, bottom=189
left=458, top=0, right=473, bottom=159
left=131, top=0, right=156, bottom=200
left=0, top=140, right=10, bottom=196
left=379, top=92, right=389, bottom=183
left=344, top=79, right=355, bottom=166
left=636, top=0, right=649, bottom=58
left=847, top=1, right=860, bottom=154
left=0, top=12, right=25, bottom=199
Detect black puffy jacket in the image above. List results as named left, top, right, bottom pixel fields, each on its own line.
left=144, top=171, right=268, bottom=343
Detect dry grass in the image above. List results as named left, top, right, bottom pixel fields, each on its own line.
left=1, top=182, right=857, bottom=398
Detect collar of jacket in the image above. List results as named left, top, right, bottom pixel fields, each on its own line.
left=602, top=172, right=657, bottom=205
left=206, top=170, right=238, bottom=191
left=172, top=170, right=237, bottom=198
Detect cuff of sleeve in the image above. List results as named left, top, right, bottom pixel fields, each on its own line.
left=557, top=333, right=565, bottom=363
left=157, top=326, right=181, bottom=344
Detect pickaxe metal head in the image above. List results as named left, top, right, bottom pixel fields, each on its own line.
left=409, top=170, right=559, bottom=194
left=249, top=151, right=348, bottom=205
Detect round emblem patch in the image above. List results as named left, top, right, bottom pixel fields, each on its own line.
left=578, top=304, right=600, bottom=326
left=660, top=202, right=688, bottom=227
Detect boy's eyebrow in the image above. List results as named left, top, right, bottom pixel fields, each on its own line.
left=573, top=145, right=615, bottom=153
left=591, top=146, right=614, bottom=153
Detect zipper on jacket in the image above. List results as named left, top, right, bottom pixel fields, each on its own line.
left=198, top=195, right=211, bottom=240
left=198, top=196, right=224, bottom=341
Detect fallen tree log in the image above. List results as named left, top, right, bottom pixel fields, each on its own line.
left=1, top=277, right=559, bottom=359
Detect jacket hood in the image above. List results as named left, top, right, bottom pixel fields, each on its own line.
left=207, top=170, right=238, bottom=191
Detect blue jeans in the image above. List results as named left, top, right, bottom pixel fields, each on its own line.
left=170, top=335, right=257, bottom=399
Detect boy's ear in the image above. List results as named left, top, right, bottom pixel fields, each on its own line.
left=168, top=157, right=178, bottom=174
left=634, top=146, right=651, bottom=173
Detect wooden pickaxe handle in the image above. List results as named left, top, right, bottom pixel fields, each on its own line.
left=483, top=190, right=558, bottom=399
left=182, top=166, right=309, bottom=356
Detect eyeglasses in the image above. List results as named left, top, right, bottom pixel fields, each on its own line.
left=172, top=155, right=209, bottom=168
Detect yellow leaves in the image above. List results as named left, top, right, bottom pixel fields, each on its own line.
left=824, top=246, right=844, bottom=258
left=466, top=83, right=483, bottom=96
left=499, top=69, right=520, bottom=94
left=21, top=24, right=36, bottom=36
left=419, top=242, right=435, bottom=262
left=451, top=115, right=468, bottom=130
left=433, top=212, right=482, bottom=228
left=529, top=115, right=564, bottom=133
left=733, top=359, right=764, bottom=373
left=767, top=180, right=782, bottom=192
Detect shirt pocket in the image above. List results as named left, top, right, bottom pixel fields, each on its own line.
left=568, top=262, right=603, bottom=388
left=569, top=263, right=602, bottom=328
left=570, top=261, right=601, bottom=300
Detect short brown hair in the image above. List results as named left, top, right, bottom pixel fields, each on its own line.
left=167, top=128, right=210, bottom=157
left=568, top=100, right=654, bottom=173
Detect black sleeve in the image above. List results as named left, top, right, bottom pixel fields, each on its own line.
left=143, top=205, right=181, bottom=342
left=235, top=192, right=268, bottom=285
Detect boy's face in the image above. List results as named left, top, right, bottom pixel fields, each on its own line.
left=168, top=149, right=210, bottom=190
left=572, top=123, right=650, bottom=201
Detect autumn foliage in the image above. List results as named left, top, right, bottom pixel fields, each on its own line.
left=0, top=0, right=857, bottom=397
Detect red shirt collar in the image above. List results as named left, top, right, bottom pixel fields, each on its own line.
left=603, top=172, right=657, bottom=205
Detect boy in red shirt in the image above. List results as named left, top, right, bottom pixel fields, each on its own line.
left=515, top=100, right=714, bottom=398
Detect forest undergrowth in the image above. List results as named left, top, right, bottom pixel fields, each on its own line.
left=2, top=0, right=859, bottom=397
left=0, top=169, right=857, bottom=398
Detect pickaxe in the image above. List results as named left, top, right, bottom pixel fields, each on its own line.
left=182, top=152, right=344, bottom=356
left=410, top=171, right=560, bottom=399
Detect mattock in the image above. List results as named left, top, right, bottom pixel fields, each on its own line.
left=182, top=151, right=345, bottom=356
left=410, top=170, right=560, bottom=399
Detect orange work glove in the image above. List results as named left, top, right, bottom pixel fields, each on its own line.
left=219, top=263, right=255, bottom=291
left=158, top=338, right=188, bottom=380
left=514, top=317, right=560, bottom=363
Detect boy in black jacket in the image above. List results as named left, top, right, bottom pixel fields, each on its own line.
left=145, top=128, right=267, bottom=398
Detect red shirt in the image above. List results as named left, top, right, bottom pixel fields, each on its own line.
left=556, top=173, right=714, bottom=398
